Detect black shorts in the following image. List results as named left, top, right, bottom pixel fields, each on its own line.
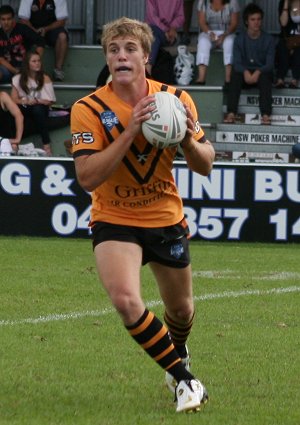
left=45, top=27, right=69, bottom=47
left=91, top=220, right=191, bottom=268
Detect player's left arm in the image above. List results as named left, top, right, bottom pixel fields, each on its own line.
left=180, top=94, right=215, bottom=176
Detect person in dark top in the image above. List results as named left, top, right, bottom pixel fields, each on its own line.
left=275, top=0, right=300, bottom=88
left=0, top=4, right=44, bottom=83
left=223, top=3, right=275, bottom=125
left=18, top=0, right=69, bottom=81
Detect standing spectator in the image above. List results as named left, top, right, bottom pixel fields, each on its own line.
left=275, top=0, right=300, bottom=88
left=181, top=0, right=196, bottom=45
left=11, top=50, right=56, bottom=156
left=145, top=0, right=185, bottom=76
left=224, top=3, right=275, bottom=125
left=195, top=0, right=240, bottom=86
left=18, top=0, right=69, bottom=82
left=0, top=91, right=24, bottom=154
left=0, top=4, right=44, bottom=83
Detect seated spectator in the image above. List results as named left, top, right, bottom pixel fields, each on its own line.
left=275, top=0, right=300, bottom=88
left=195, top=0, right=240, bottom=85
left=11, top=50, right=56, bottom=156
left=145, top=0, right=184, bottom=76
left=0, top=91, right=24, bottom=154
left=223, top=3, right=275, bottom=125
left=292, top=143, right=300, bottom=160
left=18, top=0, right=69, bottom=82
left=181, top=0, right=196, bottom=45
left=0, top=4, right=44, bottom=83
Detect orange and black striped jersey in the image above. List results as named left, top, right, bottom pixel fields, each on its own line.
left=71, top=78, right=205, bottom=228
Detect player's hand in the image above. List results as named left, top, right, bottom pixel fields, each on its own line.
left=180, top=104, right=195, bottom=147
left=126, top=94, right=156, bottom=138
left=184, top=104, right=194, bottom=133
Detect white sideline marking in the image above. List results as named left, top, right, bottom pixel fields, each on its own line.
left=1, top=285, right=299, bottom=327
left=192, top=270, right=300, bottom=280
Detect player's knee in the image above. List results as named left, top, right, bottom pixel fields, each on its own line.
left=168, top=304, right=194, bottom=323
left=110, top=289, right=140, bottom=317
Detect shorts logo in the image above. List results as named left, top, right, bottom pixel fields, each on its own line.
left=100, top=111, right=119, bottom=131
left=170, top=242, right=184, bottom=259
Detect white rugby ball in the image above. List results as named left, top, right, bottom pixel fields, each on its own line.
left=142, top=91, right=187, bottom=149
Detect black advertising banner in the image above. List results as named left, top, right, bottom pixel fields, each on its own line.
left=0, top=158, right=91, bottom=238
left=0, top=157, right=299, bottom=242
left=174, top=162, right=300, bottom=243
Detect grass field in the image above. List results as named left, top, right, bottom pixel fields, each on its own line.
left=0, top=236, right=299, bottom=425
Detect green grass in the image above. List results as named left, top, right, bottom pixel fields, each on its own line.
left=0, top=237, right=299, bottom=425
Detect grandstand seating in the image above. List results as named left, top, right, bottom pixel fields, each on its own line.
left=0, top=44, right=299, bottom=162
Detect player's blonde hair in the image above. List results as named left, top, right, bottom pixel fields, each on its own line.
left=101, top=17, right=154, bottom=55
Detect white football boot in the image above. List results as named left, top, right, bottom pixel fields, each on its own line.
left=165, top=345, right=190, bottom=394
left=175, top=379, right=208, bottom=413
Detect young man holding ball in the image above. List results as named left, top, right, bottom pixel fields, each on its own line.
left=71, top=17, right=214, bottom=413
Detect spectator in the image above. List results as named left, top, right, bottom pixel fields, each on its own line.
left=18, top=0, right=69, bottom=82
left=275, top=0, right=300, bottom=88
left=0, top=91, right=24, bottom=154
left=11, top=50, right=56, bottom=156
left=181, top=0, right=196, bottom=45
left=223, top=3, right=275, bottom=125
left=292, top=143, right=300, bottom=160
left=0, top=4, right=44, bottom=83
left=195, top=0, right=240, bottom=85
left=145, top=0, right=185, bottom=76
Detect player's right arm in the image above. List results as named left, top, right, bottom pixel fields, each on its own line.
left=72, top=95, right=155, bottom=192
left=74, top=131, right=135, bottom=192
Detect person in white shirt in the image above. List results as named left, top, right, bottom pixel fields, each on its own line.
left=11, top=50, right=56, bottom=155
left=195, top=0, right=240, bottom=85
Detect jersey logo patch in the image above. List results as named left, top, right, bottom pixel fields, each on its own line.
left=100, top=111, right=119, bottom=131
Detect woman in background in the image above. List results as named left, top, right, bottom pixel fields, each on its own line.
left=195, top=0, right=240, bottom=85
left=11, top=50, right=56, bottom=155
